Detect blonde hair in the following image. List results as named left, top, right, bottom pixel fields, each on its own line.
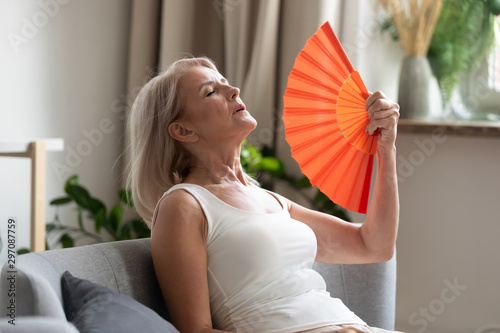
left=126, top=57, right=257, bottom=227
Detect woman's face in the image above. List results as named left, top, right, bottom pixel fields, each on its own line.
left=177, top=65, right=257, bottom=144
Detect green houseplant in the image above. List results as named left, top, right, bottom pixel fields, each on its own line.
left=381, top=0, right=499, bottom=106
left=427, top=0, right=499, bottom=104
left=47, top=175, right=150, bottom=249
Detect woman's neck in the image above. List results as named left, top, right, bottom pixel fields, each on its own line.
left=186, top=147, right=249, bottom=186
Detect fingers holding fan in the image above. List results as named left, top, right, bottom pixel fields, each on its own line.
left=365, top=91, right=400, bottom=148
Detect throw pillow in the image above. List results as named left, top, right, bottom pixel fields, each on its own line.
left=61, top=271, right=179, bottom=333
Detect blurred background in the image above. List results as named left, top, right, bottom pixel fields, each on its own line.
left=0, top=1, right=499, bottom=332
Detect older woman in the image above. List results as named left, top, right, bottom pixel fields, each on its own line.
left=127, top=57, right=400, bottom=333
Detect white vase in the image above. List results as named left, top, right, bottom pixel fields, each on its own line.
left=398, top=57, right=443, bottom=120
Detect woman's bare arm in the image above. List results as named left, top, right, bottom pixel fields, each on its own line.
left=151, top=190, right=232, bottom=333
left=360, top=91, right=399, bottom=261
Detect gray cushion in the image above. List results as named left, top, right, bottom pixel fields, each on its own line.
left=61, top=271, right=179, bottom=333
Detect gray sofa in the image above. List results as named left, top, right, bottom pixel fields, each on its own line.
left=0, top=238, right=396, bottom=332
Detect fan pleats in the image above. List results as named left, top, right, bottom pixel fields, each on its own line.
left=282, top=22, right=378, bottom=214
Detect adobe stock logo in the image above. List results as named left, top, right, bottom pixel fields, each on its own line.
left=409, top=277, right=467, bottom=333
left=6, top=0, right=72, bottom=54
left=51, top=119, right=115, bottom=181
left=397, top=128, right=448, bottom=183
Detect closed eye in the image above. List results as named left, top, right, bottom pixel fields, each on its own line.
left=206, top=90, right=215, bottom=97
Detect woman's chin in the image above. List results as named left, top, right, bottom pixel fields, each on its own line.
left=250, top=117, right=258, bottom=128
left=239, top=112, right=257, bottom=127
left=232, top=111, right=258, bottom=136
left=241, top=119, right=258, bottom=138
left=248, top=120, right=258, bottom=133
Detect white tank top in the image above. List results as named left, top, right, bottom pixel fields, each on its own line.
left=155, top=183, right=365, bottom=332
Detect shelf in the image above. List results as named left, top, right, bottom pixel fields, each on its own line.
left=0, top=138, right=64, bottom=153
left=0, top=139, right=64, bottom=253
left=398, top=119, right=500, bottom=138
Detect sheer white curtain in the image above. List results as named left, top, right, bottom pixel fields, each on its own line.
left=124, top=0, right=344, bottom=176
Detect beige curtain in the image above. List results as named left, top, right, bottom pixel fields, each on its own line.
left=126, top=0, right=162, bottom=103
left=159, top=0, right=225, bottom=69
left=124, top=0, right=344, bottom=179
left=223, top=0, right=281, bottom=147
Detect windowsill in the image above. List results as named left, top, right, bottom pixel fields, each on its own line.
left=398, top=119, right=500, bottom=138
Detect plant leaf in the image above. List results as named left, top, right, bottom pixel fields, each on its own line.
left=94, top=209, right=106, bottom=234
left=119, top=189, right=134, bottom=207
left=88, top=197, right=106, bottom=216
left=17, top=248, right=30, bottom=255
left=50, top=197, right=72, bottom=206
left=262, top=158, right=285, bottom=177
left=119, top=220, right=132, bottom=240
left=74, top=206, right=83, bottom=230
left=296, top=176, right=311, bottom=189
left=67, top=185, right=91, bottom=208
left=108, top=204, right=123, bottom=233
left=313, top=191, right=328, bottom=204
left=64, top=174, right=79, bottom=193
left=427, top=0, right=496, bottom=103
left=60, top=234, right=74, bottom=248
left=132, top=219, right=151, bottom=238
left=46, top=223, right=57, bottom=233
left=487, top=0, right=500, bottom=15
left=257, top=157, right=281, bottom=171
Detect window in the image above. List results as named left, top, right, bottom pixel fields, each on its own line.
left=458, top=15, right=500, bottom=120
left=489, top=25, right=500, bottom=92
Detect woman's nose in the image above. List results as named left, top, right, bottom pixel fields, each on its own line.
left=227, top=86, right=240, bottom=100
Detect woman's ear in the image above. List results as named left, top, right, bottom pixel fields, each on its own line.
left=168, top=121, right=199, bottom=143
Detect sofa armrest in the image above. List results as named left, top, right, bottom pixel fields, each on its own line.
left=0, top=263, right=67, bottom=319
left=0, top=317, right=78, bottom=333
left=313, top=253, right=397, bottom=330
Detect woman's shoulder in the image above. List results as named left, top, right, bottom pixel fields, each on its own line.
left=159, top=185, right=203, bottom=213
left=152, top=185, right=205, bottom=230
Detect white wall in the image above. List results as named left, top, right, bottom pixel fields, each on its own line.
left=344, top=1, right=500, bottom=332
left=395, top=134, right=500, bottom=333
left=0, top=0, right=131, bottom=257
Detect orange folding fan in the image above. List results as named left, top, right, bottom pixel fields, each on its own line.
left=283, top=22, right=377, bottom=214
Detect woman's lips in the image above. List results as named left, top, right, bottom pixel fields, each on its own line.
left=234, top=104, right=246, bottom=113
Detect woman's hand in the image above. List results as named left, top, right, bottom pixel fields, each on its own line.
left=365, top=91, right=400, bottom=153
